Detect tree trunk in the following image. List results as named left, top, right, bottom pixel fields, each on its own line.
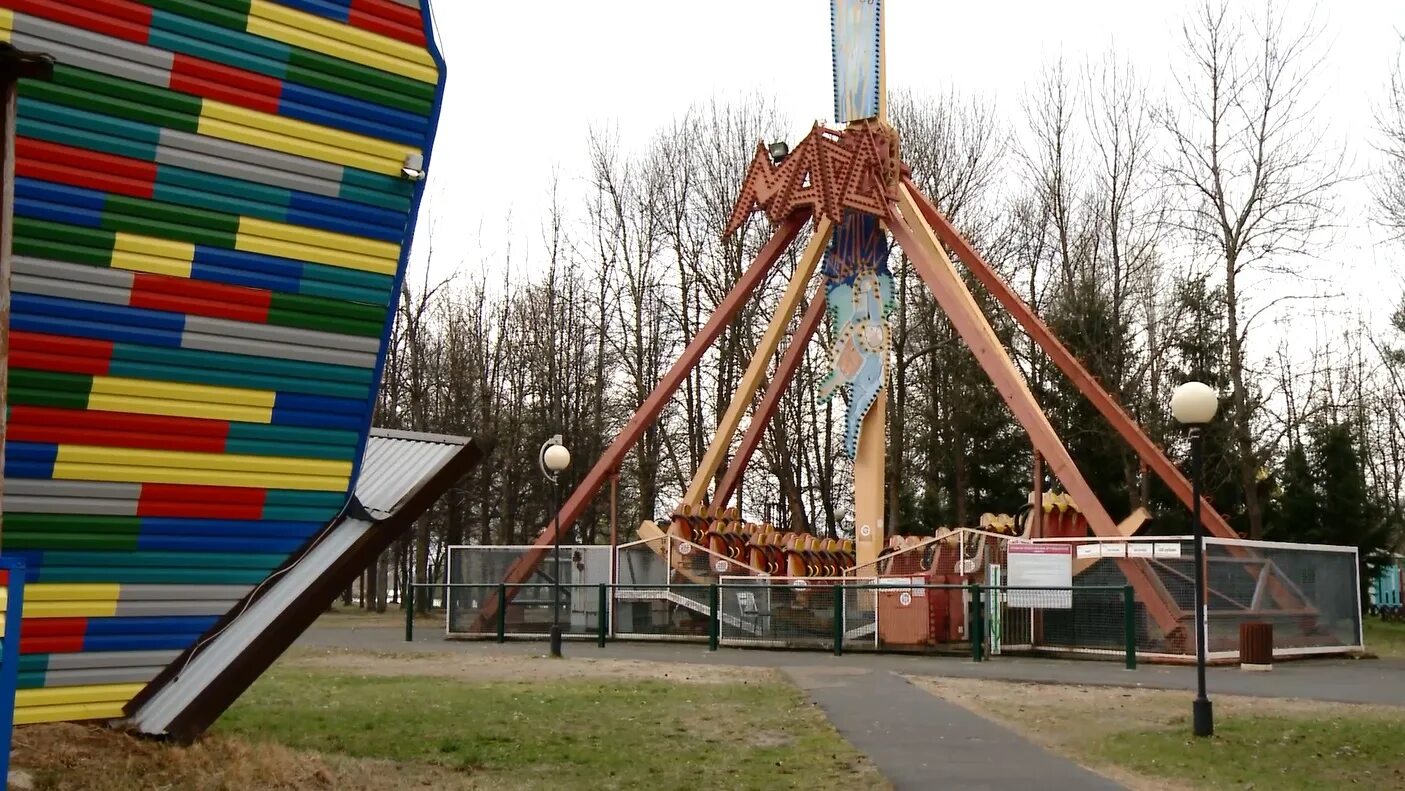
left=362, top=564, right=375, bottom=611
left=1225, top=260, right=1262, bottom=539
left=415, top=516, right=431, bottom=614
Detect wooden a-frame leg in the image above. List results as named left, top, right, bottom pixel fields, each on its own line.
left=471, top=211, right=813, bottom=632
left=714, top=289, right=827, bottom=510
left=889, top=187, right=1111, bottom=534
left=887, top=187, right=1181, bottom=634
left=684, top=218, right=835, bottom=506
left=900, top=177, right=1234, bottom=541
left=900, top=179, right=1306, bottom=621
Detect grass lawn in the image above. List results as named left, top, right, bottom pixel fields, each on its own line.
left=1097, top=713, right=1405, bottom=790
left=220, top=670, right=881, bottom=789
left=1366, top=617, right=1405, bottom=658
left=14, top=651, right=884, bottom=791
left=911, top=676, right=1405, bottom=791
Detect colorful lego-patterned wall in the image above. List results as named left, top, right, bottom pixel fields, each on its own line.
left=0, top=0, right=444, bottom=724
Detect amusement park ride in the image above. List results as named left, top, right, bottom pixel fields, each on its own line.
left=475, top=0, right=1315, bottom=650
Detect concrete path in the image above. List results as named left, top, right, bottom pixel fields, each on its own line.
left=783, top=665, right=1124, bottom=790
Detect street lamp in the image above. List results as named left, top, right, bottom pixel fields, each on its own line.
left=539, top=434, right=571, bottom=657
left=1170, top=380, right=1219, bottom=737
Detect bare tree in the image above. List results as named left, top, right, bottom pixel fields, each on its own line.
left=1162, top=0, right=1342, bottom=538
left=1376, top=40, right=1405, bottom=237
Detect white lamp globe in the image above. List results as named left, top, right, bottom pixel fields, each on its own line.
left=543, top=443, right=571, bottom=473
left=1170, top=381, right=1219, bottom=426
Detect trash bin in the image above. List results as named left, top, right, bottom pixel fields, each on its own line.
left=1239, top=622, right=1273, bottom=670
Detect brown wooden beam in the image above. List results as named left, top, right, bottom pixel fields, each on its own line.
left=887, top=187, right=1182, bottom=635
left=471, top=211, right=813, bottom=632
left=714, top=290, right=826, bottom=509
left=685, top=218, right=833, bottom=505
left=900, top=176, right=1237, bottom=541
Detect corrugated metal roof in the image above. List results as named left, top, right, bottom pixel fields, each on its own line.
left=356, top=428, right=468, bottom=519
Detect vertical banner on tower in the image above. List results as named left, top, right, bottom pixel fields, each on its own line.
left=831, top=0, right=884, bottom=123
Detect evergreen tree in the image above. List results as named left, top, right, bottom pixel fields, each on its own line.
left=1044, top=275, right=1139, bottom=520
left=1309, top=420, right=1396, bottom=604
left=1149, top=275, right=1249, bottom=535
left=1265, top=443, right=1318, bottom=543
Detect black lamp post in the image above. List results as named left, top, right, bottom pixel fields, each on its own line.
left=539, top=434, right=571, bottom=657
left=1171, top=381, right=1219, bottom=737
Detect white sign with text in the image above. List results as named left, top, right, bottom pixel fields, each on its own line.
left=1007, top=543, right=1073, bottom=609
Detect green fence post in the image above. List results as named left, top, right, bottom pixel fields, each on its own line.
left=597, top=584, right=608, bottom=648
left=833, top=583, right=845, bottom=656
left=405, top=581, right=414, bottom=642
left=969, top=585, right=984, bottom=662
left=708, top=584, right=720, bottom=651
left=1123, top=585, right=1137, bottom=670
left=496, top=583, right=507, bottom=643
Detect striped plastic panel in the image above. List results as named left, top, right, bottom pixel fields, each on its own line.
left=0, top=0, right=444, bottom=725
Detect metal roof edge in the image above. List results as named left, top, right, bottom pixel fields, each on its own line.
left=368, top=426, right=473, bottom=445
left=123, top=434, right=493, bottom=739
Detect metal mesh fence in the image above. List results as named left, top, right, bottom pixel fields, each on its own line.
left=612, top=584, right=712, bottom=640
left=441, top=536, right=1363, bottom=659
left=718, top=578, right=854, bottom=649
left=989, top=586, right=1133, bottom=659
left=615, top=537, right=670, bottom=587
left=445, top=545, right=610, bottom=637
left=1203, top=538, right=1362, bottom=655
left=444, top=583, right=604, bottom=637
left=984, top=537, right=1362, bottom=658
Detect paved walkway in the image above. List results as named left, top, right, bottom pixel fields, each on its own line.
left=784, top=665, right=1123, bottom=790
left=296, top=624, right=1405, bottom=789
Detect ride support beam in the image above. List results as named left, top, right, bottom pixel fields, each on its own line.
left=887, top=185, right=1182, bottom=634
left=685, top=217, right=834, bottom=506
left=713, top=290, right=827, bottom=509
left=901, top=176, right=1236, bottom=541
left=469, top=211, right=813, bottom=632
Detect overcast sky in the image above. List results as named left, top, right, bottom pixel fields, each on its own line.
left=409, top=0, right=1405, bottom=341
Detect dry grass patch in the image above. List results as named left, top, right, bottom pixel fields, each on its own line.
left=910, top=676, right=1405, bottom=790
left=284, top=645, right=767, bottom=685
left=11, top=723, right=463, bottom=791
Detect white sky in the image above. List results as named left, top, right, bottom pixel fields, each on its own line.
left=408, top=0, right=1405, bottom=338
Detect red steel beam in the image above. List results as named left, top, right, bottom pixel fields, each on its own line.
left=886, top=195, right=1183, bottom=636
left=470, top=211, right=813, bottom=632
left=713, top=289, right=826, bottom=509
left=901, top=176, right=1238, bottom=541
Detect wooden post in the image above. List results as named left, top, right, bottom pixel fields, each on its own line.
left=853, top=390, right=886, bottom=570
left=608, top=471, right=618, bottom=635
left=1032, top=451, right=1044, bottom=538
left=683, top=217, right=834, bottom=506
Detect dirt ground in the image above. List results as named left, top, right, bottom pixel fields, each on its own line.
left=283, top=645, right=773, bottom=685
left=12, top=722, right=476, bottom=791
left=908, top=675, right=1405, bottom=791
